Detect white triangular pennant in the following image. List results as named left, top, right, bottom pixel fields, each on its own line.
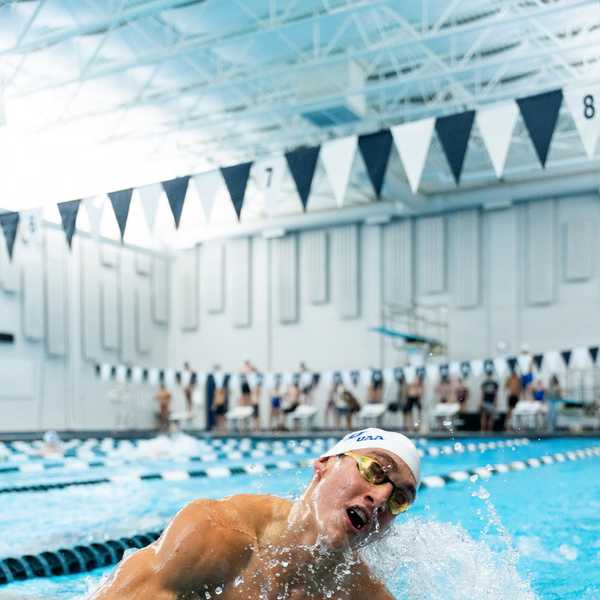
left=391, top=118, right=434, bottom=193
left=476, top=101, right=518, bottom=178
left=138, top=183, right=162, bottom=234
left=19, top=208, right=43, bottom=246
left=253, top=155, right=287, bottom=215
left=321, top=136, right=357, bottom=207
left=83, top=196, right=104, bottom=238
left=193, top=170, right=223, bottom=223
left=564, top=85, right=600, bottom=158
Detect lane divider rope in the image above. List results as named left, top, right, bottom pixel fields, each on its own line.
left=0, top=445, right=598, bottom=586
left=0, top=438, right=531, bottom=492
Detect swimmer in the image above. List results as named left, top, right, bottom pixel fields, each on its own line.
left=89, top=428, right=419, bottom=599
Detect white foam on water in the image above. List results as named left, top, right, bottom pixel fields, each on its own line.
left=360, top=518, right=537, bottom=600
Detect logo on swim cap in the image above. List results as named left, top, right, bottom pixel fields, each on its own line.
left=347, top=430, right=384, bottom=442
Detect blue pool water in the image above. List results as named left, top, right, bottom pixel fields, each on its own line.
left=0, top=435, right=598, bottom=599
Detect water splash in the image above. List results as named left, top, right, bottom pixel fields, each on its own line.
left=361, top=518, right=537, bottom=600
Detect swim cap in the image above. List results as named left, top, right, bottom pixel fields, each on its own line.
left=320, top=428, right=420, bottom=486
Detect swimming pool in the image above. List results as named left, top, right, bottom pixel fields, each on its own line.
left=0, top=435, right=598, bottom=599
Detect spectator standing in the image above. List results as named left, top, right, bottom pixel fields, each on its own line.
left=480, top=373, right=499, bottom=432
left=454, top=378, right=469, bottom=412
left=505, top=370, right=522, bottom=426
left=403, top=376, right=423, bottom=432
left=435, top=375, right=452, bottom=404
left=182, top=362, right=195, bottom=414
left=547, top=374, right=562, bottom=432
left=155, top=383, right=172, bottom=433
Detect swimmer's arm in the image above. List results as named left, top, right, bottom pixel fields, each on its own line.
left=352, top=564, right=397, bottom=600
left=88, top=499, right=254, bottom=599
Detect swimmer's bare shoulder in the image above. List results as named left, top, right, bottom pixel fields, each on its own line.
left=89, top=494, right=288, bottom=600
left=349, top=561, right=396, bottom=600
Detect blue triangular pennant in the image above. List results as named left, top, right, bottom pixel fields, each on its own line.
left=220, top=162, right=253, bottom=221
left=560, top=349, right=572, bottom=367
left=108, top=188, right=133, bottom=241
left=285, top=146, right=321, bottom=211
left=589, top=346, right=599, bottom=364
left=533, top=354, right=544, bottom=371
left=507, top=356, right=518, bottom=373
left=358, top=129, right=393, bottom=197
left=0, top=212, right=19, bottom=260
left=162, top=176, right=190, bottom=229
left=460, top=361, right=471, bottom=378
left=393, top=367, right=405, bottom=384
left=435, top=110, right=475, bottom=184
left=57, top=199, right=81, bottom=249
left=483, top=359, right=495, bottom=374
left=517, top=89, right=563, bottom=167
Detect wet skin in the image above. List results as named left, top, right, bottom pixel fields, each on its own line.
left=88, top=449, right=416, bottom=600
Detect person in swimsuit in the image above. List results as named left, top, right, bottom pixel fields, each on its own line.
left=480, top=374, right=499, bottom=432
left=504, top=371, right=522, bottom=426
left=89, top=428, right=420, bottom=600
left=403, top=377, right=423, bottom=432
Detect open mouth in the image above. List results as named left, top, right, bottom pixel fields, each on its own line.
left=346, top=506, right=369, bottom=531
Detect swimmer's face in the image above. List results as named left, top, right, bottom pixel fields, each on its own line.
left=312, top=449, right=416, bottom=550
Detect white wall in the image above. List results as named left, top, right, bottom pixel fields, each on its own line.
left=170, top=193, right=600, bottom=372
left=0, top=225, right=170, bottom=432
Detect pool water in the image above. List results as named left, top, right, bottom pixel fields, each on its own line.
left=0, top=436, right=598, bottom=599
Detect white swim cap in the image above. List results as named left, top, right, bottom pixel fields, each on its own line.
left=320, top=428, right=420, bottom=486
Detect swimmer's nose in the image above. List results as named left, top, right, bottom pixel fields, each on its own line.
left=365, top=482, right=394, bottom=509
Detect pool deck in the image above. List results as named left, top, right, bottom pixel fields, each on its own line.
left=1, top=428, right=599, bottom=442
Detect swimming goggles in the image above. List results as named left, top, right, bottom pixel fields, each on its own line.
left=344, top=451, right=414, bottom=515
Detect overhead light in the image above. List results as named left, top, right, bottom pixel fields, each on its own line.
left=364, top=214, right=392, bottom=226
left=262, top=227, right=286, bottom=239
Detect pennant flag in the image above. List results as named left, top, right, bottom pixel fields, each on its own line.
left=393, top=367, right=405, bottom=384
left=564, top=85, right=600, bottom=158
left=321, top=136, right=357, bottom=206
left=483, top=359, right=494, bottom=374
left=476, top=102, right=518, bottom=178
left=435, top=110, right=475, bottom=184
left=560, top=349, right=572, bottom=367
left=350, top=369, right=361, bottom=386
left=358, top=129, right=393, bottom=197
left=517, top=89, right=563, bottom=167
left=460, top=361, right=471, bottom=378
left=332, top=371, right=343, bottom=385
left=391, top=118, right=434, bottom=193
left=0, top=211, right=19, bottom=260
left=533, top=353, right=544, bottom=371
left=507, top=356, right=518, bottom=373
left=589, top=346, right=599, bottom=364
left=57, top=199, right=81, bottom=248
left=19, top=208, right=43, bottom=246
left=439, top=364, right=449, bottom=378
left=137, top=184, right=162, bottom=234
left=162, top=176, right=190, bottom=229
left=285, top=146, right=321, bottom=211
left=415, top=366, right=426, bottom=380
left=220, top=162, right=253, bottom=221
left=83, top=197, right=103, bottom=238
left=254, top=156, right=287, bottom=216
left=108, top=188, right=133, bottom=241
left=193, top=170, right=223, bottom=223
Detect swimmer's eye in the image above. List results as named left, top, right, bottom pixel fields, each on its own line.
left=364, top=461, right=386, bottom=484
